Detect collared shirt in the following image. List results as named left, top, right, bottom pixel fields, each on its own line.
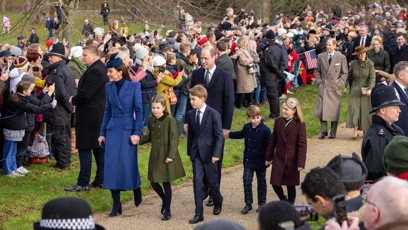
left=360, top=36, right=367, bottom=46
left=205, top=65, right=217, bottom=83
left=196, top=103, right=207, bottom=125
left=328, top=52, right=335, bottom=61
left=395, top=79, right=406, bottom=91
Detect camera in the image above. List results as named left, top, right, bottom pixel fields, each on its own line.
left=32, top=66, right=40, bottom=72
left=247, top=63, right=255, bottom=74
left=333, top=194, right=347, bottom=224
left=159, top=66, right=165, bottom=73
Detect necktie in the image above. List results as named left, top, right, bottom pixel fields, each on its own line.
left=196, top=110, right=201, bottom=127
left=361, top=37, right=365, bottom=46
left=328, top=54, right=332, bottom=65
left=204, top=70, right=210, bottom=87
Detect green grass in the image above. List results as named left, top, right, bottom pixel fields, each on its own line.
left=0, top=78, right=349, bottom=229
left=0, top=12, right=162, bottom=46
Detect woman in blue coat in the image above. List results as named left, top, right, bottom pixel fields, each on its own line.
left=98, top=55, right=143, bottom=217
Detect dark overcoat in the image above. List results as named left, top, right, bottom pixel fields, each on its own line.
left=265, top=117, right=307, bottom=186
left=229, top=121, right=272, bottom=170
left=391, top=81, right=408, bottom=136
left=140, top=114, right=185, bottom=183
left=73, top=60, right=108, bottom=149
left=100, top=80, right=143, bottom=190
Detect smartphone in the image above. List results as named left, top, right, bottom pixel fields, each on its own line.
left=333, top=194, right=347, bottom=224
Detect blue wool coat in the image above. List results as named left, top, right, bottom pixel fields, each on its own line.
left=229, top=121, right=272, bottom=169
left=100, top=80, right=143, bottom=190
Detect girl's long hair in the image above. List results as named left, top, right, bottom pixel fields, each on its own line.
left=11, top=81, right=32, bottom=102
left=283, top=98, right=304, bottom=123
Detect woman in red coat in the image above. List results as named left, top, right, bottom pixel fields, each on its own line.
left=265, top=97, right=307, bottom=204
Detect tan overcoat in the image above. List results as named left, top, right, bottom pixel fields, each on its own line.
left=314, top=51, right=348, bottom=121
left=235, top=49, right=257, bottom=93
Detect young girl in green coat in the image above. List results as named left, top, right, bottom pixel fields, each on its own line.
left=140, top=95, right=185, bottom=221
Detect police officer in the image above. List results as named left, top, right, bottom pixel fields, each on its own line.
left=362, top=83, right=405, bottom=181
left=43, top=43, right=76, bottom=170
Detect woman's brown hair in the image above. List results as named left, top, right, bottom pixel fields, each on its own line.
left=11, top=81, right=32, bottom=102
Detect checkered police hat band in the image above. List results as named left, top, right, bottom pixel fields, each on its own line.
left=39, top=215, right=95, bottom=229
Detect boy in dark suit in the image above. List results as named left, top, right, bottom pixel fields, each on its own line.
left=187, top=85, right=223, bottom=224
left=226, top=105, right=272, bottom=214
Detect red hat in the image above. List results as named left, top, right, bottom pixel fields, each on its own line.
left=197, top=35, right=208, bottom=46
left=45, top=39, right=53, bottom=47
left=230, top=42, right=236, bottom=52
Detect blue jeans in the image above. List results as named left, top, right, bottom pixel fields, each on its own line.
left=142, top=103, right=151, bottom=128
left=2, top=140, right=17, bottom=175
left=260, top=86, right=267, bottom=103
left=174, top=93, right=188, bottom=123
left=291, top=75, right=299, bottom=88
left=252, top=79, right=261, bottom=105
left=48, top=29, right=53, bottom=39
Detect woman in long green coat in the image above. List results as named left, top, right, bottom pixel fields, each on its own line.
left=346, top=46, right=376, bottom=139
left=140, top=95, right=185, bottom=221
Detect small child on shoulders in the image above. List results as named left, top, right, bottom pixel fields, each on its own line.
left=225, top=105, right=272, bottom=214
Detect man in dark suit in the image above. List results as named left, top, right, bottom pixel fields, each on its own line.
left=352, top=25, right=372, bottom=55
left=391, top=61, right=408, bottom=135
left=64, top=45, right=109, bottom=192
left=185, top=47, right=234, bottom=205
left=215, top=40, right=236, bottom=78
left=389, top=33, right=408, bottom=73
left=187, top=85, right=223, bottom=224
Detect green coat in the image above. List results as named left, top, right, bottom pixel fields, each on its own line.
left=346, top=59, right=376, bottom=131
left=140, top=114, right=185, bottom=183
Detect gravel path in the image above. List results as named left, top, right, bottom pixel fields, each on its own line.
left=94, top=123, right=363, bottom=230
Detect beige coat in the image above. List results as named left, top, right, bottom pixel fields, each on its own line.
left=314, top=51, right=348, bottom=121
left=235, top=49, right=257, bottom=93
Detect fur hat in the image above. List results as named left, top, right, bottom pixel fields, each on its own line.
left=13, top=56, right=28, bottom=69
left=68, top=46, right=83, bottom=60
left=33, top=197, right=105, bottom=230
left=384, top=136, right=408, bottom=176
left=326, top=152, right=368, bottom=191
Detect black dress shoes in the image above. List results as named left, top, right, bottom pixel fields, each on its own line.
left=90, top=181, right=103, bottom=188
left=319, top=132, right=328, bottom=139
left=206, top=196, right=214, bottom=206
left=328, top=133, right=336, bottom=139
left=240, top=204, right=252, bottom=214
left=64, top=184, right=90, bottom=192
left=162, top=212, right=171, bottom=221
left=189, top=215, right=204, bottom=224
left=213, top=204, right=222, bottom=215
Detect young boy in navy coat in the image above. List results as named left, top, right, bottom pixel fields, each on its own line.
left=226, top=105, right=272, bottom=214
left=187, top=85, right=224, bottom=224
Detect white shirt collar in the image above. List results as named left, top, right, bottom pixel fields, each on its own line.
left=395, top=79, right=406, bottom=91
left=197, top=103, right=207, bottom=114
left=206, top=65, right=216, bottom=75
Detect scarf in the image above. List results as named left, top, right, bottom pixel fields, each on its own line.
left=71, top=57, right=87, bottom=72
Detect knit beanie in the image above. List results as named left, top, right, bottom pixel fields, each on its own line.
left=384, top=136, right=408, bottom=175
left=135, top=47, right=149, bottom=61
left=197, top=35, right=208, bottom=46
left=13, top=56, right=28, bottom=69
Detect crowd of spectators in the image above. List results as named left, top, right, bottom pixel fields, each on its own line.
left=0, top=1, right=407, bottom=229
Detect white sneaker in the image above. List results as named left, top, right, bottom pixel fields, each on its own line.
left=279, top=94, right=287, bottom=100
left=16, top=166, right=30, bottom=175
left=287, top=90, right=294, bottom=94
left=7, top=171, right=24, bottom=178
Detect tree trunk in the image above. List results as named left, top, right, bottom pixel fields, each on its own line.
left=2, top=0, right=7, bottom=13
left=262, top=0, right=271, bottom=24
left=61, top=0, right=74, bottom=42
